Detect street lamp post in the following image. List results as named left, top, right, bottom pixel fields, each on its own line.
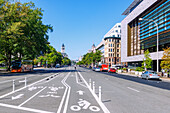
left=139, top=18, right=159, bottom=73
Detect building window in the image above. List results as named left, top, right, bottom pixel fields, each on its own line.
left=109, top=44, right=110, bottom=47
left=117, top=44, right=119, bottom=47
left=111, top=44, right=112, bottom=47
left=109, top=49, right=110, bottom=52
left=116, top=30, right=118, bottom=32
left=111, top=49, right=112, bottom=52
left=117, top=54, right=119, bottom=57
left=117, top=58, right=119, bottom=62
left=111, top=53, right=112, bottom=57
left=112, top=58, right=114, bottom=62
left=109, top=58, right=111, bottom=62
left=117, top=49, right=119, bottom=52
left=109, top=39, right=111, bottom=42
left=118, top=25, right=121, bottom=28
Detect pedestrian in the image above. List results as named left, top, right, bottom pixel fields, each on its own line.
left=75, top=66, right=76, bottom=70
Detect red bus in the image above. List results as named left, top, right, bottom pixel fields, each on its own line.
left=11, top=60, right=33, bottom=72
left=99, top=64, right=109, bottom=72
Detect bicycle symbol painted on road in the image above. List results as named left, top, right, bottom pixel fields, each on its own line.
left=70, top=99, right=100, bottom=112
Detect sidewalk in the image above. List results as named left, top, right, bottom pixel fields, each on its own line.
left=117, top=72, right=170, bottom=82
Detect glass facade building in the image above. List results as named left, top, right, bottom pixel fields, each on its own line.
left=139, top=0, right=170, bottom=52
left=127, top=0, right=170, bottom=57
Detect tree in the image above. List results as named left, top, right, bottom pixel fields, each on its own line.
left=0, top=1, right=53, bottom=71
left=142, top=49, right=153, bottom=70
left=160, top=47, right=170, bottom=72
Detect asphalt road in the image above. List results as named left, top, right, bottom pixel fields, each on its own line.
left=0, top=66, right=170, bottom=113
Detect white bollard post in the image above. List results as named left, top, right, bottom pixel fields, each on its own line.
left=13, top=80, right=15, bottom=92
left=89, top=79, right=91, bottom=88
left=93, top=81, right=95, bottom=93
left=99, top=86, right=101, bottom=101
left=25, top=77, right=27, bottom=87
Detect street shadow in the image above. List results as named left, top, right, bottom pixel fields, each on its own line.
left=105, top=72, right=170, bottom=91
left=0, top=67, right=86, bottom=77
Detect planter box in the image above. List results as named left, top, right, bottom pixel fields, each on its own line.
left=139, top=72, right=143, bottom=76
left=131, top=70, right=135, bottom=74
left=135, top=71, right=139, bottom=75
left=118, top=70, right=122, bottom=73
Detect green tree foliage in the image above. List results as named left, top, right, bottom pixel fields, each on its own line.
left=0, top=1, right=53, bottom=70
left=160, top=47, right=170, bottom=71
left=77, top=50, right=102, bottom=66
left=62, top=57, right=71, bottom=66
left=37, top=45, right=62, bottom=67
left=142, top=49, right=153, bottom=70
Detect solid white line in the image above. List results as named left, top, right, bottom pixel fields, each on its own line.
left=127, top=87, right=140, bottom=92
left=57, top=72, right=70, bottom=113
left=0, top=103, right=54, bottom=113
left=63, top=73, right=71, bottom=113
left=78, top=71, right=110, bottom=113
left=76, top=72, right=87, bottom=88
left=19, top=87, right=47, bottom=107
left=0, top=74, right=56, bottom=99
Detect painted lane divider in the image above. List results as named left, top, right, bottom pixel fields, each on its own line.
left=0, top=103, right=54, bottom=113
left=57, top=72, right=70, bottom=113
left=0, top=74, right=58, bottom=99
left=99, top=86, right=102, bottom=102
left=127, top=87, right=140, bottom=93
left=19, top=87, right=47, bottom=107
left=93, top=81, right=95, bottom=93
left=77, top=71, right=110, bottom=113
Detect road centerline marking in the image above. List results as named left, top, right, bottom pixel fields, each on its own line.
left=57, top=72, right=70, bottom=113
left=127, top=87, right=140, bottom=93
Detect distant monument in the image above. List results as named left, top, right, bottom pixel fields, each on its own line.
left=61, top=44, right=68, bottom=58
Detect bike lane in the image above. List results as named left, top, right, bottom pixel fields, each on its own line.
left=66, top=71, right=103, bottom=113
left=0, top=72, right=70, bottom=113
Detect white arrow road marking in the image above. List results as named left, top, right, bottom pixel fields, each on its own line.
left=51, top=95, right=60, bottom=98
left=77, top=90, right=84, bottom=95
left=28, top=86, right=37, bottom=91
left=47, top=92, right=57, bottom=94
left=12, top=94, right=24, bottom=100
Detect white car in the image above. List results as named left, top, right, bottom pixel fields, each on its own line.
left=95, top=67, right=101, bottom=72
left=141, top=71, right=160, bottom=80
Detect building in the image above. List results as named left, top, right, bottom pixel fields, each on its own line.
left=96, top=40, right=105, bottom=64
left=121, top=0, right=170, bottom=71
left=104, top=23, right=122, bottom=67
left=88, top=44, right=96, bottom=53
left=61, top=44, right=68, bottom=58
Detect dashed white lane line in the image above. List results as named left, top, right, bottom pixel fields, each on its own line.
left=0, top=103, right=54, bottom=113
left=18, top=87, right=47, bottom=107
left=127, top=87, right=140, bottom=93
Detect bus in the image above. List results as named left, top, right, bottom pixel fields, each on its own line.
left=99, top=64, right=109, bottom=72
left=11, top=60, right=33, bottom=72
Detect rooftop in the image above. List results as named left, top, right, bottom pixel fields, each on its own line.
left=122, top=0, right=143, bottom=15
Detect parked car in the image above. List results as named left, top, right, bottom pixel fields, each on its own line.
left=95, top=67, right=101, bottom=72
left=141, top=71, right=160, bottom=80
left=108, top=68, right=116, bottom=73
left=92, top=67, right=96, bottom=71
left=55, top=64, right=60, bottom=68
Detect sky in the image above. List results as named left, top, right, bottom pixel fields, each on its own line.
left=21, top=0, right=134, bottom=60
